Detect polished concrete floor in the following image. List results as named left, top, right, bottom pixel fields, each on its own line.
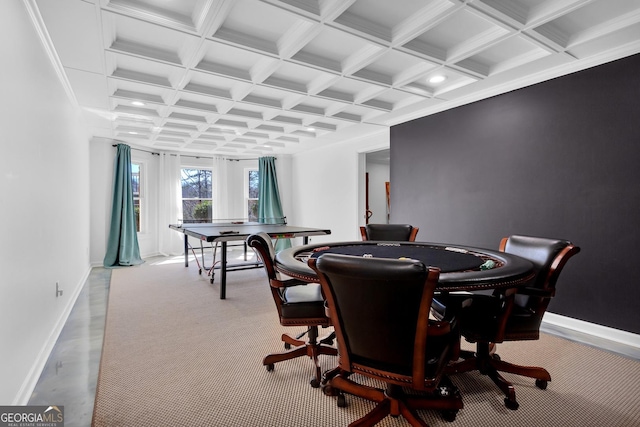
left=28, top=266, right=111, bottom=427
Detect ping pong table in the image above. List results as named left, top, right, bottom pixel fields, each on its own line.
left=169, top=222, right=331, bottom=299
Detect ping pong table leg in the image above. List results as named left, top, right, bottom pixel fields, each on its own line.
left=183, top=235, right=189, bottom=267
left=220, top=241, right=227, bottom=299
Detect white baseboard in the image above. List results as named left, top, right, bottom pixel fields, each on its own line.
left=542, top=312, right=640, bottom=360
left=13, top=265, right=92, bottom=405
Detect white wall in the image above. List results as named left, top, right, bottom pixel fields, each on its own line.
left=0, top=2, right=91, bottom=404
left=89, top=139, right=112, bottom=265
left=290, top=129, right=390, bottom=244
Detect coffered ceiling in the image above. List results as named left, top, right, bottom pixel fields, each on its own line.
left=29, top=0, right=640, bottom=157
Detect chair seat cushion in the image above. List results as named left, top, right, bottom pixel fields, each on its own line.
left=282, top=283, right=323, bottom=303
left=280, top=283, right=327, bottom=318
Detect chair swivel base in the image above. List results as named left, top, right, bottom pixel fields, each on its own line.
left=263, top=327, right=337, bottom=388
left=446, top=342, right=551, bottom=410
left=323, top=372, right=462, bottom=427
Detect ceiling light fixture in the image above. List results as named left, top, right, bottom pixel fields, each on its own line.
left=429, top=75, right=447, bottom=84
left=131, top=101, right=145, bottom=106
left=307, top=127, right=315, bottom=132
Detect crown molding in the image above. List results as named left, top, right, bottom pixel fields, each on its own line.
left=23, top=0, right=79, bottom=107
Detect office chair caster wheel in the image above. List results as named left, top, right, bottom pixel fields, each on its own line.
left=504, top=398, right=519, bottom=410
left=265, top=363, right=274, bottom=372
left=441, top=410, right=458, bottom=422
left=535, top=379, right=548, bottom=389
left=322, top=384, right=339, bottom=397
left=284, top=343, right=291, bottom=350
left=320, top=337, right=334, bottom=346
left=337, top=393, right=346, bottom=408
left=310, top=378, right=320, bottom=388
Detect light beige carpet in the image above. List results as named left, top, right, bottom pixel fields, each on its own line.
left=92, top=258, right=640, bottom=426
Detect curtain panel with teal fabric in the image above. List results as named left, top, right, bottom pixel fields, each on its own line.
left=103, top=144, right=144, bottom=267
left=258, top=157, right=290, bottom=251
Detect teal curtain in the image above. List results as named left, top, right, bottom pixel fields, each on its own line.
left=258, top=157, right=290, bottom=251
left=103, top=144, right=144, bottom=267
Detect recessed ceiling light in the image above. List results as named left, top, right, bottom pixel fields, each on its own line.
left=128, top=131, right=138, bottom=135
left=131, top=101, right=145, bottom=106
left=307, top=127, right=315, bottom=132
left=429, top=75, right=447, bottom=84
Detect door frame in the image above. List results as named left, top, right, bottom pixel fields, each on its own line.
left=357, top=146, right=390, bottom=228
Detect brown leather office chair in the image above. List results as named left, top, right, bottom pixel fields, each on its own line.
left=310, top=254, right=463, bottom=427
left=360, top=223, right=419, bottom=241
left=247, top=233, right=337, bottom=387
left=442, top=235, right=580, bottom=410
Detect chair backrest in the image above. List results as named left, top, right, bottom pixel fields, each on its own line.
left=360, top=223, right=419, bottom=241
left=247, top=232, right=279, bottom=281
left=499, top=235, right=580, bottom=334
left=310, top=253, right=444, bottom=389
left=249, top=233, right=331, bottom=328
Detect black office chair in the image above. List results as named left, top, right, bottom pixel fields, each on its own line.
left=310, top=254, right=463, bottom=426
left=440, top=235, right=580, bottom=410
left=360, top=223, right=419, bottom=241
left=247, top=233, right=337, bottom=388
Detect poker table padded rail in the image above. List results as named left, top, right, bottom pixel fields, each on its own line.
left=275, top=241, right=535, bottom=292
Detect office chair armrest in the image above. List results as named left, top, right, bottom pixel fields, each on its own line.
left=270, top=278, right=310, bottom=289
left=428, top=318, right=454, bottom=336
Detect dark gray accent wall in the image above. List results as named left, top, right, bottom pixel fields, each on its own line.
left=391, top=54, right=640, bottom=334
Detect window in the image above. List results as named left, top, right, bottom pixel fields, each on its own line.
left=181, top=168, right=212, bottom=222
left=131, top=163, right=141, bottom=232
left=247, top=169, right=258, bottom=222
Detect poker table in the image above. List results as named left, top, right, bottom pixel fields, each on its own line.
left=275, top=241, right=535, bottom=291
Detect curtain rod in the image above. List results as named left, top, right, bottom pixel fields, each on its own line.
left=178, top=154, right=267, bottom=161
left=111, top=144, right=160, bottom=156
left=111, top=144, right=270, bottom=162
left=170, top=154, right=268, bottom=162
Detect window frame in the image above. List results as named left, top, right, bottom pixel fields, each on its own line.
left=245, top=167, right=258, bottom=222
left=131, top=160, right=145, bottom=233
left=181, top=166, right=213, bottom=223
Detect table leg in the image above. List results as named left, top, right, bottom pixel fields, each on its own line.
left=220, top=241, right=227, bottom=299
left=199, top=240, right=206, bottom=269
left=184, top=235, right=189, bottom=267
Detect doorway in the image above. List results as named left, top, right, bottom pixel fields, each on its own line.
left=364, top=149, right=390, bottom=224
